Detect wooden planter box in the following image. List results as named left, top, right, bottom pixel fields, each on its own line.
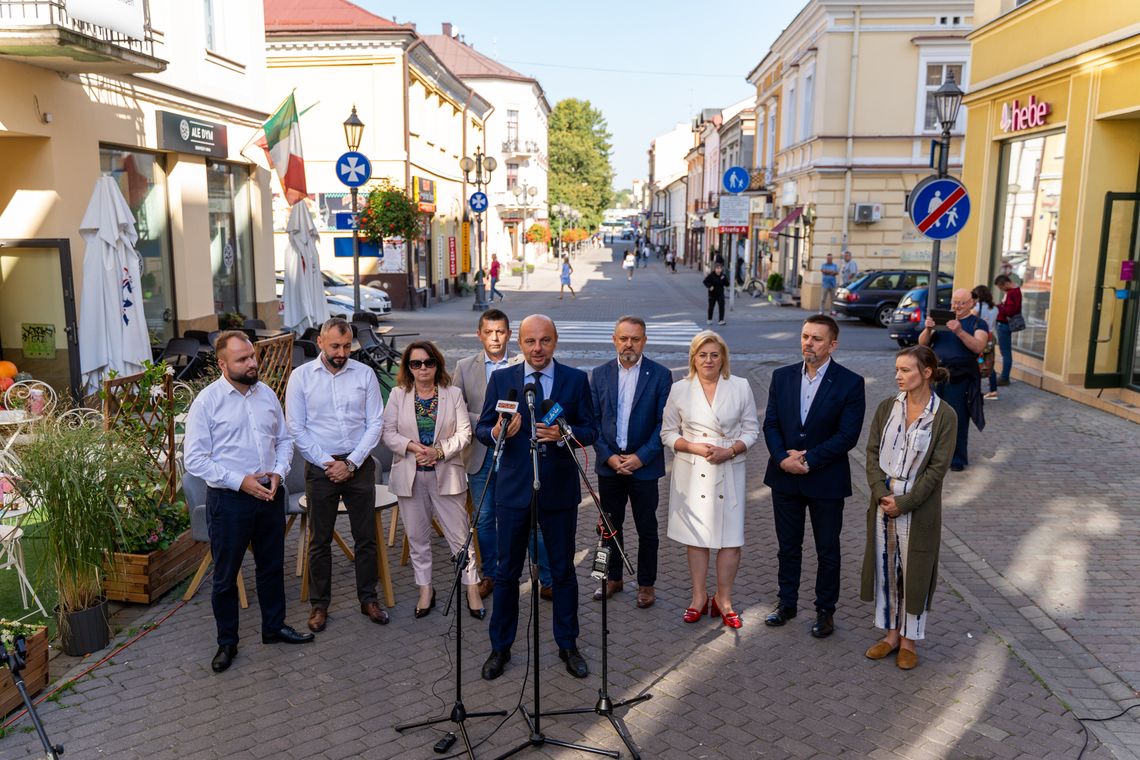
left=0, top=627, right=48, bottom=717
left=104, top=530, right=207, bottom=604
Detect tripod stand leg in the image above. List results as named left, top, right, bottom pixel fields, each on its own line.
left=607, top=713, right=642, bottom=760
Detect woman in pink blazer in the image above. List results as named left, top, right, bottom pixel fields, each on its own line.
left=381, top=341, right=484, bottom=619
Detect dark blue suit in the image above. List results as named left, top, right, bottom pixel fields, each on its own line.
left=762, top=360, right=865, bottom=613
left=590, top=357, right=673, bottom=586
left=476, top=360, right=598, bottom=651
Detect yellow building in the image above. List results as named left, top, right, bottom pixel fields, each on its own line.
left=958, top=0, right=1140, bottom=421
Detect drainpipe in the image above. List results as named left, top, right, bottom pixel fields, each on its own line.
left=841, top=7, right=861, bottom=247
left=403, top=37, right=424, bottom=310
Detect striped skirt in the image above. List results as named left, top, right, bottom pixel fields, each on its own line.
left=874, top=509, right=927, bottom=640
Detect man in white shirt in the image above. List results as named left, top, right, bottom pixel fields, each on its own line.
left=184, top=331, right=314, bottom=674
left=841, top=250, right=859, bottom=286
left=285, top=318, right=386, bottom=633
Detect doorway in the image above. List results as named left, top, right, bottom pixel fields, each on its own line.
left=1086, top=192, right=1140, bottom=390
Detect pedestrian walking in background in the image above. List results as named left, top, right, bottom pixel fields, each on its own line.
left=972, top=285, right=1000, bottom=399
left=918, top=289, right=988, bottom=472
left=489, top=254, right=504, bottom=302
left=704, top=262, right=729, bottom=325
left=819, top=253, right=839, bottom=315
left=559, top=255, right=575, bottom=299
left=665, top=248, right=676, bottom=273
left=841, top=250, right=859, bottom=286
left=662, top=331, right=759, bottom=628
left=861, top=345, right=956, bottom=671
left=623, top=250, right=636, bottom=280
left=994, top=274, right=1023, bottom=387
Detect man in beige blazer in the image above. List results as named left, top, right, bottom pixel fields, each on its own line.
left=453, top=309, right=551, bottom=599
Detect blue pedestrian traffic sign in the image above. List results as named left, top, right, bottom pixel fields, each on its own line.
left=908, top=176, right=970, bottom=240
left=336, top=151, right=371, bottom=188
left=333, top=212, right=357, bottom=230
left=722, top=166, right=750, bottom=194
left=468, top=191, right=489, bottom=213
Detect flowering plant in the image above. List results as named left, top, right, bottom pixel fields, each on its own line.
left=358, top=182, right=421, bottom=246
left=525, top=223, right=550, bottom=244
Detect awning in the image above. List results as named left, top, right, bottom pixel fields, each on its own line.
left=770, top=207, right=803, bottom=235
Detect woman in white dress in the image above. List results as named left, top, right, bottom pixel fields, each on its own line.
left=662, top=331, right=760, bottom=628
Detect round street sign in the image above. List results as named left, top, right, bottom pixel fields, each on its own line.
left=336, top=151, right=372, bottom=188
left=469, top=191, right=489, bottom=213
left=722, top=166, right=750, bottom=194
left=908, top=175, right=970, bottom=241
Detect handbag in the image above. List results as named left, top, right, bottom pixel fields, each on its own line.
left=1007, top=313, right=1027, bottom=332
left=979, top=334, right=996, bottom=379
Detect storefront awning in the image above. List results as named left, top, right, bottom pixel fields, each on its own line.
left=770, top=207, right=803, bottom=235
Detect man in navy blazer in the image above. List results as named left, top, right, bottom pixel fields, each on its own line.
left=762, top=314, right=865, bottom=639
left=590, top=316, right=673, bottom=608
left=475, top=315, right=598, bottom=681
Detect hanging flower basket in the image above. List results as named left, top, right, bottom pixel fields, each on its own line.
left=358, top=182, right=422, bottom=247
left=525, top=223, right=551, bottom=244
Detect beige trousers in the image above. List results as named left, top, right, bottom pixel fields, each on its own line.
left=399, top=470, right=479, bottom=586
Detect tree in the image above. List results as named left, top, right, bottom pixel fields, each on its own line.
left=548, top=98, right=614, bottom=231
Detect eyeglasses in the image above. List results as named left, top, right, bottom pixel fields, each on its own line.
left=950, top=300, right=973, bottom=307
left=407, top=358, right=438, bottom=370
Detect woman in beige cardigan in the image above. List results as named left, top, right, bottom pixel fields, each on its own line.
left=381, top=341, right=484, bottom=619
left=861, top=345, right=956, bottom=669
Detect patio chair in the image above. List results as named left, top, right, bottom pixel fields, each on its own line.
left=183, top=330, right=210, bottom=349
left=181, top=472, right=248, bottom=608
left=284, top=449, right=309, bottom=579
left=296, top=339, right=320, bottom=358
left=3, top=379, right=58, bottom=416
left=161, top=338, right=203, bottom=381
left=0, top=497, right=49, bottom=617
left=243, top=319, right=267, bottom=330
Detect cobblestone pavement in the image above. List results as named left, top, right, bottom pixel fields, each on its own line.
left=5, top=247, right=1137, bottom=758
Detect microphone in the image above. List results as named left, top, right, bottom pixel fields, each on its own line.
left=538, top=399, right=572, bottom=437
left=491, top=389, right=518, bottom=474
left=523, top=382, right=537, bottom=411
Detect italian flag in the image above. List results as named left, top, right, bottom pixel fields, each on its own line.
left=256, top=93, right=307, bottom=205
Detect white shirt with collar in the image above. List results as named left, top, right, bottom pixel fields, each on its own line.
left=285, top=356, right=384, bottom=469
left=615, top=358, right=642, bottom=450
left=483, top=351, right=512, bottom=383
left=184, top=377, right=292, bottom=491
left=800, top=358, right=832, bottom=425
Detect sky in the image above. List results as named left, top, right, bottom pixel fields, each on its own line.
left=359, top=0, right=803, bottom=189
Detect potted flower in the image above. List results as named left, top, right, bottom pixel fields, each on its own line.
left=11, top=418, right=148, bottom=655
left=358, top=182, right=421, bottom=249
left=0, top=619, right=49, bottom=716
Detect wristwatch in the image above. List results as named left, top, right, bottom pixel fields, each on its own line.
left=345, top=460, right=357, bottom=475
left=434, top=445, right=445, bottom=461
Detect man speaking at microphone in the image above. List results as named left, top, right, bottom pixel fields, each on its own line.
left=476, top=314, right=598, bottom=681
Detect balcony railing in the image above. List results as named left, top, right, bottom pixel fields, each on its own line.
left=0, top=0, right=164, bottom=72
left=502, top=138, right=541, bottom=156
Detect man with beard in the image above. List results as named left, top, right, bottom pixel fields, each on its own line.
left=185, top=331, right=314, bottom=674
left=285, top=318, right=387, bottom=632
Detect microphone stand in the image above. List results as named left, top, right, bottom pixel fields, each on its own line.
left=494, top=393, right=615, bottom=760
left=1, top=636, right=62, bottom=760
left=395, top=423, right=510, bottom=758
left=541, top=428, right=650, bottom=759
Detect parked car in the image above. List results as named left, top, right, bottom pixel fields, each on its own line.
left=275, top=275, right=370, bottom=319
left=833, top=269, right=954, bottom=328
left=322, top=270, right=392, bottom=316
left=888, top=284, right=953, bottom=346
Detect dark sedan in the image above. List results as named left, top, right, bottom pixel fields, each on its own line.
left=834, top=269, right=954, bottom=328
left=888, top=284, right=953, bottom=346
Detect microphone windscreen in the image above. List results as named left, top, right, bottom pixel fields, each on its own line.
left=523, top=382, right=537, bottom=398
left=538, top=398, right=555, bottom=415
left=506, top=388, right=518, bottom=402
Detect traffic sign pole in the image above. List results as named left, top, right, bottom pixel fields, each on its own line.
left=335, top=151, right=372, bottom=314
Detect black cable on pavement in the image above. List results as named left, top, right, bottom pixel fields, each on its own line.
left=1074, top=702, right=1140, bottom=760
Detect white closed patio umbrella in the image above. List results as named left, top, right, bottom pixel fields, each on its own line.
left=78, top=175, right=152, bottom=396
left=283, top=201, right=328, bottom=333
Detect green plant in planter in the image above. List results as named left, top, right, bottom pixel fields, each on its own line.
left=0, top=619, right=44, bottom=649
left=218, top=312, right=246, bottom=330
left=767, top=272, right=784, bottom=292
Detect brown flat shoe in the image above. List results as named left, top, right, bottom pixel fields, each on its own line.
left=635, top=586, right=656, bottom=608
left=477, top=578, right=495, bottom=599
left=307, top=607, right=327, bottom=633
left=865, top=640, right=899, bottom=660
left=896, top=648, right=918, bottom=670
left=361, top=601, right=390, bottom=625
left=539, top=585, right=553, bottom=601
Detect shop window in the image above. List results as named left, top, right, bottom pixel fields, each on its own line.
left=992, top=131, right=1065, bottom=357
left=206, top=161, right=256, bottom=322
left=98, top=146, right=175, bottom=345
left=922, top=63, right=965, bottom=131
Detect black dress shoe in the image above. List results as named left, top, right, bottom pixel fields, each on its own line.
left=481, top=649, right=510, bottom=680
left=211, top=644, right=237, bottom=673
left=262, top=625, right=315, bottom=645
left=559, top=647, right=589, bottom=678
left=467, top=602, right=487, bottom=620
left=810, top=611, right=835, bottom=639
left=415, top=589, right=437, bottom=619
left=764, top=604, right=797, bottom=627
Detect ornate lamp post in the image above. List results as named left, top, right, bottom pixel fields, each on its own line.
left=512, top=182, right=538, bottom=290
left=928, top=72, right=964, bottom=311
left=460, top=148, right=497, bottom=311
left=343, top=106, right=365, bottom=312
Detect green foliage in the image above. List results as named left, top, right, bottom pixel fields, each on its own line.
left=359, top=182, right=421, bottom=246
left=218, top=312, right=245, bottom=329
left=767, top=272, right=784, bottom=292
left=549, top=99, right=614, bottom=231
left=525, top=223, right=551, bottom=244
left=0, top=619, right=45, bottom=650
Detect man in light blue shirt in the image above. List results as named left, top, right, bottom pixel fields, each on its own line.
left=819, top=253, right=839, bottom=315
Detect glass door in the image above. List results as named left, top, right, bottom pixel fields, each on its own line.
left=1086, top=192, right=1140, bottom=388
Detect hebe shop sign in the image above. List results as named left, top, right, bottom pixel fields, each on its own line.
left=1000, top=95, right=1051, bottom=133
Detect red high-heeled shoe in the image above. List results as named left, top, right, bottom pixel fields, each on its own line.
left=711, top=597, right=741, bottom=629
left=682, top=598, right=709, bottom=623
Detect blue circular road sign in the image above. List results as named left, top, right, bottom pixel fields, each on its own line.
left=909, top=175, right=970, bottom=241
left=468, top=191, right=489, bottom=213
left=722, top=166, right=750, bottom=194
left=336, top=151, right=372, bottom=188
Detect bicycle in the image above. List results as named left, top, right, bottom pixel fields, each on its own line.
left=741, top=277, right=767, bottom=298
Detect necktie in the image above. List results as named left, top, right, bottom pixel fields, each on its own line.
left=531, top=372, right=544, bottom=407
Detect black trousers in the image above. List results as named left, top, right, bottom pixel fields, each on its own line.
left=208, top=487, right=286, bottom=646
left=598, top=474, right=661, bottom=586
left=708, top=291, right=725, bottom=321
left=771, top=490, right=844, bottom=614
left=305, top=458, right=378, bottom=609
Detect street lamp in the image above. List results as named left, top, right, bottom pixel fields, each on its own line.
left=344, top=106, right=365, bottom=312
left=513, top=182, right=538, bottom=290
left=928, top=71, right=964, bottom=311
left=459, top=147, right=497, bottom=310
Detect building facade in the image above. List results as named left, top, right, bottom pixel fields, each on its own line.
left=747, top=0, right=974, bottom=309
left=956, top=0, right=1140, bottom=422
left=0, top=0, right=276, bottom=396
left=647, top=122, right=692, bottom=254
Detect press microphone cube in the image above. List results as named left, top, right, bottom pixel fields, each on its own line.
left=495, top=399, right=519, bottom=416
left=540, top=402, right=564, bottom=427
